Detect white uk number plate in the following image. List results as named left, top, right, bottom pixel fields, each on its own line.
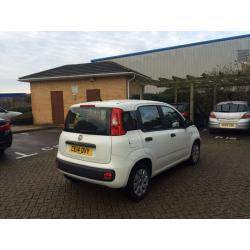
left=220, top=123, right=236, bottom=128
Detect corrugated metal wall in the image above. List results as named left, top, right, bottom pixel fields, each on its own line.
left=101, top=37, right=250, bottom=93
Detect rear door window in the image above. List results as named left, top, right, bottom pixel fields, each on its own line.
left=215, top=103, right=248, bottom=112
left=64, top=107, right=111, bottom=135
left=138, top=105, right=163, bottom=132
left=123, top=111, right=137, bottom=131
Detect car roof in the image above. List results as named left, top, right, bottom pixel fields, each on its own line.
left=71, top=99, right=169, bottom=111
left=170, top=102, right=189, bottom=105
left=216, top=101, right=248, bottom=105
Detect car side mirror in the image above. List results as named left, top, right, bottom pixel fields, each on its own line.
left=185, top=119, right=193, bottom=127
left=172, top=121, right=180, bottom=128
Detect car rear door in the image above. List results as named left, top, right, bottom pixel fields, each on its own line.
left=137, top=105, right=174, bottom=172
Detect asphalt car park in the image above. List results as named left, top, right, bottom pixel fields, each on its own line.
left=0, top=129, right=250, bottom=218
left=0, top=129, right=61, bottom=161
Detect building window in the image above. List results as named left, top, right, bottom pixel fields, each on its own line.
left=237, top=49, right=249, bottom=62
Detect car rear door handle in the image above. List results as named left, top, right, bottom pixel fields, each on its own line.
left=145, top=137, right=153, bottom=142
left=170, top=133, right=176, bottom=138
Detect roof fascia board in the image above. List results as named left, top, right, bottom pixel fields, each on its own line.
left=19, top=71, right=150, bottom=82
left=91, top=34, right=250, bottom=62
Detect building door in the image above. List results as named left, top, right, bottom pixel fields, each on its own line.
left=51, top=91, right=64, bottom=124
left=86, top=89, right=101, bottom=102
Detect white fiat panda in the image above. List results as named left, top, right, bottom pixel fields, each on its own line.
left=56, top=100, right=200, bottom=201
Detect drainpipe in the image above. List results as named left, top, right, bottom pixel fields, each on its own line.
left=127, top=74, right=136, bottom=99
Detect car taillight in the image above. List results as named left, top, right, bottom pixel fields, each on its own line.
left=111, top=108, right=126, bottom=136
left=209, top=112, right=216, bottom=119
left=181, top=111, right=189, bottom=118
left=103, top=172, right=113, bottom=181
left=0, top=122, right=11, bottom=131
left=241, top=113, right=250, bottom=119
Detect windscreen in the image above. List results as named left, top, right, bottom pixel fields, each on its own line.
left=215, top=103, right=248, bottom=113
left=64, top=107, right=111, bottom=135
left=172, top=104, right=188, bottom=113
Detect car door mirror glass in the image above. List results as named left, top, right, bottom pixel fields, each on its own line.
left=172, top=121, right=180, bottom=128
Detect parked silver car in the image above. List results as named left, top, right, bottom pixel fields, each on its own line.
left=0, top=107, right=22, bottom=121
left=209, top=101, right=250, bottom=132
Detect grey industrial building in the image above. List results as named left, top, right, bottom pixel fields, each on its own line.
left=92, top=34, right=250, bottom=94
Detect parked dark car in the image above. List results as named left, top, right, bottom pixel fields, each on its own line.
left=171, top=102, right=208, bottom=128
left=170, top=102, right=190, bottom=118
left=0, top=118, right=12, bottom=154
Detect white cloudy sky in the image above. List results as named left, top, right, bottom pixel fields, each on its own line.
left=0, top=31, right=249, bottom=93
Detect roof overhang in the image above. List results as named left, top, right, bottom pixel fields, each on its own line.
left=19, top=71, right=151, bottom=83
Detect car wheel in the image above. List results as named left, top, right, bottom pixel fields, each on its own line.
left=126, top=163, right=150, bottom=202
left=188, top=141, right=200, bottom=165
left=64, top=174, right=79, bottom=183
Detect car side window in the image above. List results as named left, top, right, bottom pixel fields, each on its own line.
left=123, top=111, right=137, bottom=131
left=138, top=105, right=164, bottom=132
left=160, top=106, right=185, bottom=129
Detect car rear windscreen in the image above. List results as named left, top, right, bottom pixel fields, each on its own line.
left=172, top=104, right=188, bottom=113
left=64, top=107, right=111, bottom=135
left=215, top=103, right=248, bottom=112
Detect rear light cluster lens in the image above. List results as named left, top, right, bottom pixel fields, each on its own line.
left=103, top=172, right=113, bottom=181
left=0, top=122, right=11, bottom=131
left=209, top=112, right=216, bottom=119
left=111, top=108, right=126, bottom=136
left=241, top=113, right=250, bottom=119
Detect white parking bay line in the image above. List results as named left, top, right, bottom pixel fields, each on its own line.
left=41, top=145, right=58, bottom=151
left=41, top=147, right=54, bottom=151
left=15, top=152, right=38, bottom=159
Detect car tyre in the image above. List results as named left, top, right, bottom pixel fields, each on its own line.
left=188, top=141, right=200, bottom=165
left=126, top=163, right=150, bottom=202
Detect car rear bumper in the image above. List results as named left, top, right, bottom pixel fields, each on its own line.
left=56, top=158, right=115, bottom=182
left=0, top=131, right=12, bottom=150
left=56, top=152, right=131, bottom=188
left=209, top=120, right=250, bottom=130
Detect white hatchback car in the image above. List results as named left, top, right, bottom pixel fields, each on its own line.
left=56, top=100, right=201, bottom=201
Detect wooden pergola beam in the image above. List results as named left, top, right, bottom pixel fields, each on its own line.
left=144, top=72, right=250, bottom=123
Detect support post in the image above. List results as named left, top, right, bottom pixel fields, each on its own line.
left=190, top=83, right=194, bottom=122
left=213, top=85, right=217, bottom=106
left=140, top=85, right=144, bottom=100
left=174, top=87, right=178, bottom=103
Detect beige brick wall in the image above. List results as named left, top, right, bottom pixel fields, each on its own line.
left=30, top=76, right=128, bottom=125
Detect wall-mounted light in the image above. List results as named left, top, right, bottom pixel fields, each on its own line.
left=89, top=77, right=96, bottom=82
left=72, top=84, right=78, bottom=100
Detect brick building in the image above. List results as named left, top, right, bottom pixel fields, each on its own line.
left=19, top=61, right=150, bottom=125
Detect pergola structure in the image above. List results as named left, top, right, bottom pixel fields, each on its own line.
left=147, top=72, right=250, bottom=121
